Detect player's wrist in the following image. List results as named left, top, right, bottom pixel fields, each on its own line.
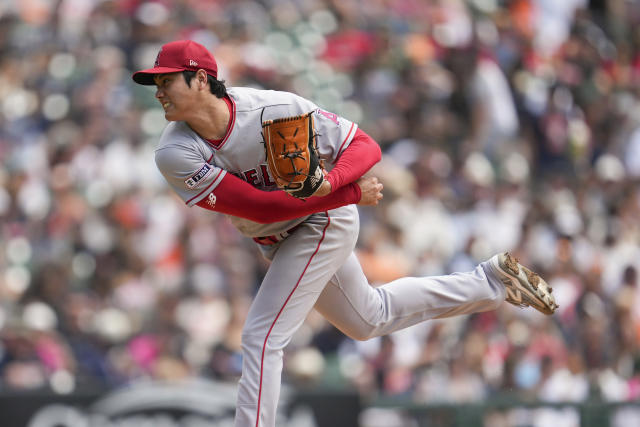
left=315, top=179, right=332, bottom=197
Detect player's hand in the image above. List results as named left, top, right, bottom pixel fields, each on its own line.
left=357, top=176, right=383, bottom=206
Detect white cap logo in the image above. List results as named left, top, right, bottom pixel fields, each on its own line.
left=189, top=59, right=198, bottom=67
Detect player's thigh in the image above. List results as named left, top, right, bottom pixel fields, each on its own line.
left=244, top=207, right=359, bottom=336
left=314, top=252, right=381, bottom=339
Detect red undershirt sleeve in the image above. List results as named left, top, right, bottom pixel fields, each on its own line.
left=196, top=172, right=361, bottom=223
left=325, top=128, right=382, bottom=191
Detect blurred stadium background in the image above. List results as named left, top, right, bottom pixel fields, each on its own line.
left=1, top=0, right=640, bottom=426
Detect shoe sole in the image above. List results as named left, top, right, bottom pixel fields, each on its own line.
left=497, top=253, right=558, bottom=315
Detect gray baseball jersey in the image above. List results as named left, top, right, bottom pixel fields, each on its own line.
left=151, top=87, right=509, bottom=427
left=154, top=87, right=358, bottom=237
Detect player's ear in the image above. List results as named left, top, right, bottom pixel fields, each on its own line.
left=196, top=69, right=209, bottom=90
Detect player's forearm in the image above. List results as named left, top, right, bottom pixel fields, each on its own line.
left=196, top=173, right=361, bottom=223
left=325, top=128, right=382, bottom=191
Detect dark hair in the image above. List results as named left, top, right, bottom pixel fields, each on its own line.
left=182, top=71, right=227, bottom=98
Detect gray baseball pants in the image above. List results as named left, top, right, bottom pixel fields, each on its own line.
left=234, top=205, right=506, bottom=427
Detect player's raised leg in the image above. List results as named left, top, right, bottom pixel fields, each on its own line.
left=314, top=252, right=556, bottom=341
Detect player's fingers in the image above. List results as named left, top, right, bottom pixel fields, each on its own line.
left=372, top=183, right=383, bottom=204
left=364, top=176, right=378, bottom=184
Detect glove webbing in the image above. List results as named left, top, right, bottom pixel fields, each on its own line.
left=279, top=134, right=321, bottom=184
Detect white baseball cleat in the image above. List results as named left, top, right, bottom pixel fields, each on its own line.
left=490, top=252, right=558, bottom=315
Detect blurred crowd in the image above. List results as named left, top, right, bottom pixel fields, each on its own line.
left=1, top=0, right=640, bottom=425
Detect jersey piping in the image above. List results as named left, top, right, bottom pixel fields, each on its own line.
left=335, top=122, right=356, bottom=161
left=203, top=95, right=237, bottom=150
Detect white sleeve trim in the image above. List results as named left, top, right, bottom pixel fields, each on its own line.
left=186, top=169, right=227, bottom=206
left=336, top=122, right=359, bottom=159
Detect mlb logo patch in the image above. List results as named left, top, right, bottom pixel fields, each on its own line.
left=185, top=164, right=213, bottom=189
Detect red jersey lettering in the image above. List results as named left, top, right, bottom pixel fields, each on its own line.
left=260, top=164, right=276, bottom=186
left=244, top=169, right=259, bottom=186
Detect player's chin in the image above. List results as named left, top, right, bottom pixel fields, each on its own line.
left=163, top=110, right=179, bottom=121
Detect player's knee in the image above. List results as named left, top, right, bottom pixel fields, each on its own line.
left=344, top=326, right=377, bottom=342
left=349, top=332, right=371, bottom=342
left=240, top=331, right=264, bottom=354
left=241, top=330, right=289, bottom=356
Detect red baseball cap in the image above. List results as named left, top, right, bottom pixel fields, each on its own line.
left=132, top=40, right=218, bottom=85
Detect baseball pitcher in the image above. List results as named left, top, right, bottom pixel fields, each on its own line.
left=132, top=40, right=557, bottom=427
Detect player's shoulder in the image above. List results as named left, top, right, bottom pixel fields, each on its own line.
left=228, top=86, right=317, bottom=117
left=154, top=122, right=206, bottom=172
left=228, top=86, right=304, bottom=107
left=156, top=121, right=200, bottom=151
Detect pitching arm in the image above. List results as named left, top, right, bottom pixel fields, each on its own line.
left=195, top=172, right=361, bottom=224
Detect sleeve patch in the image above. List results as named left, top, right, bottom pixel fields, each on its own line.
left=185, top=163, right=213, bottom=189
left=317, top=109, right=339, bottom=125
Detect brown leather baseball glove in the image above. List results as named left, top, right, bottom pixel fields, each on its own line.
left=262, top=112, right=324, bottom=199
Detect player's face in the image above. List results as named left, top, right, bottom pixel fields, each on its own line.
left=154, top=73, right=195, bottom=121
